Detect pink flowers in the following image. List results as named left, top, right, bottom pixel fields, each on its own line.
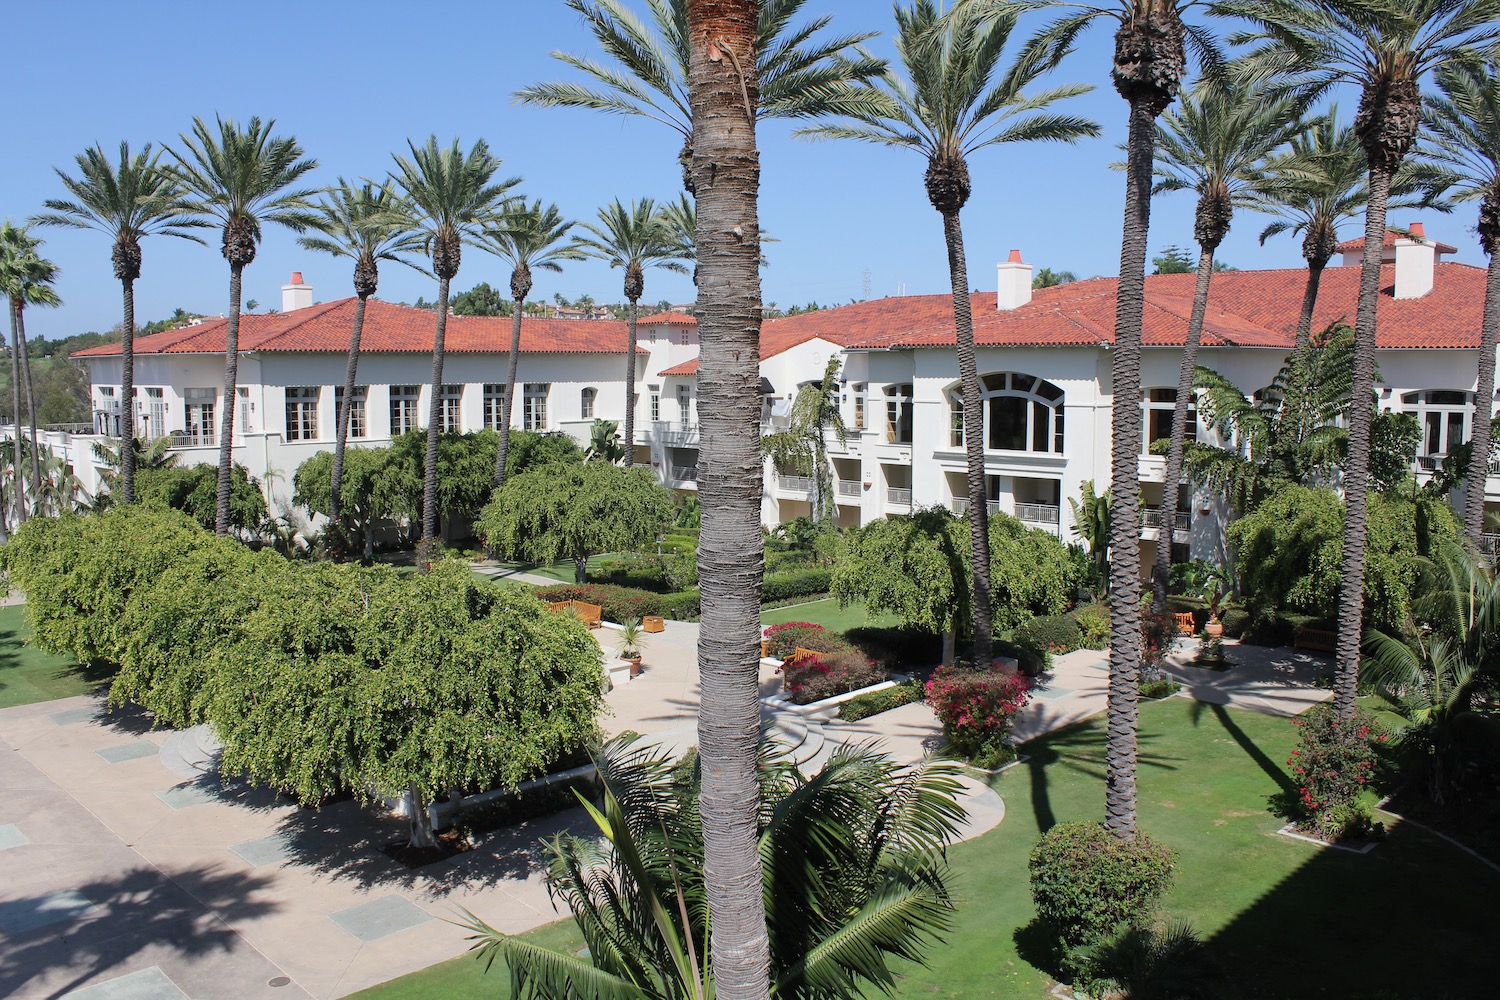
left=926, top=665, right=1032, bottom=761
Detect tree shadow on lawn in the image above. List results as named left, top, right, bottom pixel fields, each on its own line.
left=0, top=864, right=277, bottom=999
left=0, top=617, right=114, bottom=704
left=1021, top=721, right=1187, bottom=836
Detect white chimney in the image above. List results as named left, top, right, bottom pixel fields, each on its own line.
left=996, top=249, right=1033, bottom=310
left=1394, top=224, right=1435, bottom=300
left=281, top=271, right=313, bottom=312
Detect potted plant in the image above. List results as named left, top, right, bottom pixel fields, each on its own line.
left=1200, top=566, right=1232, bottom=638
left=617, top=618, right=645, bottom=677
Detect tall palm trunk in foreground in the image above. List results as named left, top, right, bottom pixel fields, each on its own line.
left=7, top=304, right=23, bottom=524
left=687, top=1, right=771, bottom=995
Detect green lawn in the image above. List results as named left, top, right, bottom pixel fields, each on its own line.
left=0, top=604, right=108, bottom=710
left=760, top=597, right=901, bottom=633
left=492, top=554, right=620, bottom=584
left=350, top=698, right=1500, bottom=998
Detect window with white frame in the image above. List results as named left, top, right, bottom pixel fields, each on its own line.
left=1142, top=388, right=1196, bottom=455
left=677, top=384, right=691, bottom=422
left=184, top=388, right=215, bottom=444
left=140, top=387, right=166, bottom=439
left=335, top=385, right=367, bottom=438
left=439, top=384, right=463, bottom=433
left=390, top=385, right=421, bottom=436
left=949, top=392, right=965, bottom=448
left=96, top=386, right=120, bottom=436
left=980, top=372, right=1064, bottom=454
left=853, top=383, right=867, bottom=431
left=483, top=383, right=508, bottom=430
left=884, top=384, right=913, bottom=444
left=523, top=383, right=549, bottom=430
left=285, top=386, right=320, bottom=441
left=238, top=386, right=253, bottom=434
left=1401, top=389, right=1472, bottom=462
left=649, top=385, right=661, bottom=422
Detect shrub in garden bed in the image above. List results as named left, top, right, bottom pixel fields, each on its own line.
left=1015, top=614, right=1084, bottom=658
left=762, top=621, right=852, bottom=660
left=925, top=665, right=1031, bottom=769
left=1070, top=602, right=1110, bottom=650
left=534, top=583, right=663, bottom=623
left=660, top=589, right=700, bottom=620
left=781, top=648, right=888, bottom=704
left=761, top=567, right=832, bottom=603
left=1287, top=704, right=1387, bottom=842
left=838, top=678, right=924, bottom=722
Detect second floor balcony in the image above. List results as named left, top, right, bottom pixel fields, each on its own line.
left=1141, top=506, right=1191, bottom=532
left=669, top=465, right=698, bottom=484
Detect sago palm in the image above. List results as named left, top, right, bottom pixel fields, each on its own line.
left=478, top=200, right=583, bottom=489
left=0, top=222, right=63, bottom=523
left=168, top=115, right=318, bottom=536
left=1422, top=58, right=1500, bottom=544
left=575, top=198, right=689, bottom=467
left=761, top=356, right=847, bottom=525
left=1219, top=0, right=1500, bottom=719
left=461, top=735, right=965, bottom=1000
left=1146, top=78, right=1308, bottom=611
left=299, top=180, right=425, bottom=526
left=517, top=0, right=885, bottom=189
left=390, top=135, right=518, bottom=546
left=33, top=141, right=206, bottom=506
left=800, top=0, right=1098, bottom=668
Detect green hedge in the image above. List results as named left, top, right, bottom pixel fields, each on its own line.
left=534, top=583, right=665, bottom=623
left=1029, top=820, right=1177, bottom=948
left=761, top=567, right=832, bottom=603
left=839, top=679, right=924, bottom=722
left=1014, top=614, right=1084, bottom=658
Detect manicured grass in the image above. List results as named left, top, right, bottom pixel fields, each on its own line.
left=760, top=597, right=901, bottom=633
left=349, top=919, right=585, bottom=999
left=494, top=554, right=621, bottom=584
left=0, top=604, right=108, bottom=709
left=347, top=698, right=1499, bottom=998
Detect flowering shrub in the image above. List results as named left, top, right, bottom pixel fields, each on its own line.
left=781, top=648, right=888, bottom=704
left=762, top=621, right=851, bottom=660
left=926, top=666, right=1031, bottom=768
left=1289, top=705, right=1386, bottom=841
left=1139, top=605, right=1179, bottom=681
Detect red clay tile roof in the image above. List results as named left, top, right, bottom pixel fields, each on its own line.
left=654, top=308, right=872, bottom=376
left=637, top=311, right=697, bottom=325
left=72, top=298, right=648, bottom=358
left=1335, top=230, right=1458, bottom=254
left=659, top=359, right=699, bottom=376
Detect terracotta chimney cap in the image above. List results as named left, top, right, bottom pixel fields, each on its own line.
left=1409, top=222, right=1425, bottom=238
left=290, top=271, right=304, bottom=284
left=1007, top=249, right=1023, bottom=263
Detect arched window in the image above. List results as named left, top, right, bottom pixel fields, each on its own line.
left=949, top=373, right=1065, bottom=454
left=1401, top=389, right=1472, bottom=463
left=1141, top=388, right=1197, bottom=455
left=581, top=386, right=597, bottom=419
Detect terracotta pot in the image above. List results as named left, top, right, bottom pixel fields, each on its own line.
left=1205, top=619, right=1224, bottom=639
left=627, top=656, right=642, bottom=678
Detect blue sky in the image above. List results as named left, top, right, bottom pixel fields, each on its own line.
left=5, top=1, right=1486, bottom=342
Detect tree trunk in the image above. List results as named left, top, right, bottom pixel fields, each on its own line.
left=574, top=555, right=588, bottom=585
left=10, top=301, right=26, bottom=525
left=331, top=293, right=370, bottom=524
left=1334, top=166, right=1394, bottom=720
left=942, top=626, right=957, bottom=668
left=1293, top=259, right=1328, bottom=354
left=15, top=310, right=42, bottom=505
left=364, top=521, right=375, bottom=561
left=494, top=297, right=526, bottom=489
left=687, top=2, right=771, bottom=996
left=422, top=277, right=452, bottom=546
left=1152, top=245, right=1216, bottom=611
left=215, top=263, right=245, bottom=535
left=942, top=211, right=995, bottom=666
left=1464, top=243, right=1500, bottom=544
left=120, top=277, right=137, bottom=505
left=407, top=783, right=437, bottom=850
left=624, top=296, right=639, bottom=468
left=1105, top=96, right=1158, bottom=841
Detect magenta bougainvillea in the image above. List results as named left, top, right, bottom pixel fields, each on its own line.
left=926, top=666, right=1031, bottom=766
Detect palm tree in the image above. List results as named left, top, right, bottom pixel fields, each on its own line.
left=1423, top=58, right=1500, bottom=545
left=478, top=200, right=583, bottom=490
left=168, top=116, right=318, bottom=536
left=684, top=2, right=772, bottom=994
left=1032, top=266, right=1078, bottom=287
left=298, top=180, right=425, bottom=525
left=461, top=736, right=964, bottom=1000
left=390, top=136, right=518, bottom=547
left=32, top=142, right=206, bottom=506
left=1221, top=0, right=1500, bottom=721
left=575, top=198, right=689, bottom=467
left=517, top=0, right=885, bottom=190
left=91, top=433, right=178, bottom=503
left=0, top=222, right=63, bottom=522
left=1146, top=79, right=1309, bottom=610
left=762, top=356, right=848, bottom=524
left=801, top=0, right=1098, bottom=669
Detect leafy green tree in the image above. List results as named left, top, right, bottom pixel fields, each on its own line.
left=989, top=512, right=1075, bottom=631
left=1032, top=267, right=1078, bottom=288
left=298, top=180, right=425, bottom=525
left=293, top=446, right=414, bottom=559
left=33, top=141, right=207, bottom=505
left=1150, top=245, right=1195, bottom=273
left=0, top=222, right=63, bottom=521
left=463, top=735, right=963, bottom=1000
left=168, top=115, right=318, bottom=536
left=576, top=198, right=688, bottom=465
left=135, top=462, right=267, bottom=534
left=448, top=281, right=510, bottom=316
left=390, top=135, right=519, bottom=546
left=478, top=200, right=583, bottom=489
left=802, top=0, right=1097, bottom=667
left=478, top=461, right=677, bottom=583
left=1068, top=480, right=1112, bottom=593
left=761, top=357, right=846, bottom=524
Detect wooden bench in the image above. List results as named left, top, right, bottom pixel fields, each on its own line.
left=1294, top=626, right=1337, bottom=653
left=545, top=599, right=603, bottom=629
left=1173, top=612, right=1197, bottom=636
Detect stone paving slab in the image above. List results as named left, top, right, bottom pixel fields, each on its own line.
left=49, top=705, right=105, bottom=726
left=61, top=965, right=189, bottom=1000
left=97, top=742, right=159, bottom=765
left=230, top=834, right=295, bottom=869
left=0, top=822, right=28, bottom=850
left=0, top=888, right=100, bottom=935
left=154, top=784, right=219, bottom=811
left=328, top=894, right=433, bottom=943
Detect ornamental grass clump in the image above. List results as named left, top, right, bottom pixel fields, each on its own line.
left=1288, top=704, right=1387, bottom=842
left=925, top=665, right=1031, bottom=769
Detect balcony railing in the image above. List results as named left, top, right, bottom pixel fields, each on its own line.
left=1481, top=533, right=1500, bottom=557
left=836, top=480, right=862, bottom=497
left=951, top=498, right=1002, bottom=516
left=1417, top=453, right=1446, bottom=472
left=1016, top=502, right=1061, bottom=525
left=1141, top=506, right=1191, bottom=531
left=653, top=421, right=699, bottom=446
left=669, top=465, right=698, bottom=483
left=170, top=431, right=218, bottom=449
left=777, top=474, right=815, bottom=493
left=887, top=487, right=913, bottom=506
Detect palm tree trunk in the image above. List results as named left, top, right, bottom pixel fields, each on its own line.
left=9, top=301, right=25, bottom=525
left=943, top=210, right=994, bottom=666
left=624, top=296, right=639, bottom=468
left=1463, top=242, right=1499, bottom=543
left=495, top=298, right=525, bottom=489
left=687, top=1, right=771, bottom=995
left=16, top=311, right=42, bottom=498
left=422, top=277, right=452, bottom=546
left=1152, top=246, right=1216, bottom=610
left=331, top=293, right=369, bottom=524
left=1334, top=166, right=1394, bottom=720
left=1293, top=259, right=1328, bottom=354
left=1106, top=97, right=1158, bottom=841
left=215, top=263, right=245, bottom=536
left=120, top=276, right=137, bottom=505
